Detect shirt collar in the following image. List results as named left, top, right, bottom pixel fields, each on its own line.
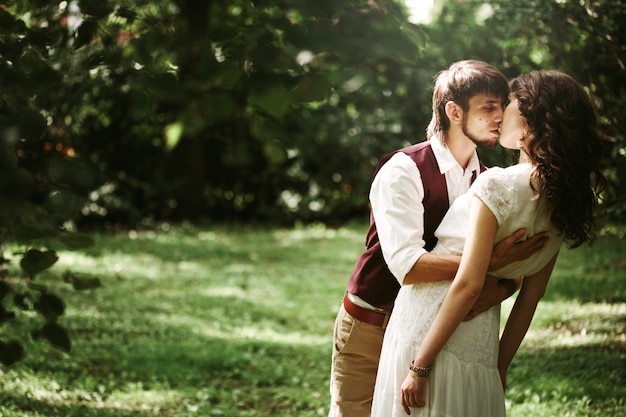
left=430, top=135, right=481, bottom=175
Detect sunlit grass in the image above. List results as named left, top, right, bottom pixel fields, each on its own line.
left=0, top=222, right=624, bottom=416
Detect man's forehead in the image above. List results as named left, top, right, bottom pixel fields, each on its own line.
left=470, top=93, right=504, bottom=104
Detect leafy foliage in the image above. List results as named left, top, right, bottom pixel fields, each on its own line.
left=0, top=245, right=101, bottom=366
left=482, top=0, right=626, bottom=219
left=2, top=0, right=427, bottom=226
left=2, top=0, right=624, bottom=228
left=0, top=1, right=101, bottom=365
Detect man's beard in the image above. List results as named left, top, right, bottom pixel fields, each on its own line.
left=462, top=116, right=498, bottom=150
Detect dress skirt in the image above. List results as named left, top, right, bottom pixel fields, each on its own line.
left=371, top=281, right=506, bottom=417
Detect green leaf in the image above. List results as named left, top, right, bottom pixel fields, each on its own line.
left=116, top=6, right=137, bottom=22
left=0, top=281, right=10, bottom=301
left=73, top=276, right=102, bottom=291
left=249, top=117, right=289, bottom=144
left=400, top=23, right=428, bottom=50
left=250, top=45, right=297, bottom=70
left=0, top=167, right=34, bottom=199
left=0, top=341, right=24, bottom=366
left=17, top=109, right=46, bottom=141
left=291, top=75, right=331, bottom=103
left=145, top=72, right=179, bottom=99
left=248, top=83, right=292, bottom=119
left=0, top=144, right=19, bottom=166
left=79, top=0, right=114, bottom=19
left=13, top=293, right=31, bottom=310
left=47, top=188, right=85, bottom=217
left=19, top=48, right=48, bottom=73
left=203, top=92, right=238, bottom=123
left=20, top=249, right=59, bottom=278
left=12, top=218, right=59, bottom=241
left=165, top=122, right=184, bottom=150
left=34, top=293, right=65, bottom=320
left=74, top=19, right=99, bottom=50
left=247, top=74, right=292, bottom=119
left=207, top=62, right=243, bottom=89
left=27, top=27, right=60, bottom=49
left=262, top=141, right=288, bottom=166
left=0, top=8, right=26, bottom=34
left=63, top=271, right=102, bottom=291
left=47, top=157, right=96, bottom=191
left=0, top=305, right=16, bottom=323
left=34, top=323, right=71, bottom=353
left=250, top=118, right=289, bottom=166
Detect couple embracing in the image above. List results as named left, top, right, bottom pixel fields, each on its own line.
left=329, top=60, right=605, bottom=417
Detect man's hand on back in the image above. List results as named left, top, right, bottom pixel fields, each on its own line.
left=464, top=228, right=545, bottom=320
left=488, top=228, right=548, bottom=272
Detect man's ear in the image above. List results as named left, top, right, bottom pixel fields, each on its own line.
left=445, top=101, right=462, bottom=125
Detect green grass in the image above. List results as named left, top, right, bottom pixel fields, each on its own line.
left=1, top=222, right=625, bottom=416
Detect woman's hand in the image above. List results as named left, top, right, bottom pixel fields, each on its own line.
left=400, top=373, right=427, bottom=415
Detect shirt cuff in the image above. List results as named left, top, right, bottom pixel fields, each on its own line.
left=391, top=248, right=428, bottom=285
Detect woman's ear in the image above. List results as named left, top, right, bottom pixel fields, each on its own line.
left=445, top=101, right=462, bottom=125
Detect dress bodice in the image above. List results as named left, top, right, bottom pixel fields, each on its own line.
left=431, top=163, right=564, bottom=278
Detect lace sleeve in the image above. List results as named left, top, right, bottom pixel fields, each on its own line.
left=472, top=167, right=513, bottom=225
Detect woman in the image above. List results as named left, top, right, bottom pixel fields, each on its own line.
left=371, top=70, right=606, bottom=417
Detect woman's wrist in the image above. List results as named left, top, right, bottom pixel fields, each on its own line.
left=409, top=361, right=433, bottom=378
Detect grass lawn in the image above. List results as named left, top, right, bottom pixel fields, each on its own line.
left=0, top=222, right=624, bottom=416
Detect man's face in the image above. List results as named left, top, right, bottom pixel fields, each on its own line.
left=460, top=93, right=504, bottom=150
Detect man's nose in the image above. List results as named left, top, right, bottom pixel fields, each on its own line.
left=495, top=107, right=504, bottom=123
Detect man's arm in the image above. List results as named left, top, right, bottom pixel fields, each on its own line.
left=404, top=228, right=548, bottom=320
left=464, top=277, right=521, bottom=321
left=402, top=252, right=461, bottom=285
left=403, top=228, right=546, bottom=286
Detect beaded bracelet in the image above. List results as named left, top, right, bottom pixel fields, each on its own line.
left=409, top=361, right=432, bottom=378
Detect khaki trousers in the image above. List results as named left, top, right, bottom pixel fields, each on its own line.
left=328, top=304, right=386, bottom=417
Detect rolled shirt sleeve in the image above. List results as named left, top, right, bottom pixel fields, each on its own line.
left=370, top=152, right=428, bottom=284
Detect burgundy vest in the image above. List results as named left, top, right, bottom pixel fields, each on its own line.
left=346, top=141, right=484, bottom=310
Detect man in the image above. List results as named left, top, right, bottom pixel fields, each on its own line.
left=328, top=60, right=547, bottom=417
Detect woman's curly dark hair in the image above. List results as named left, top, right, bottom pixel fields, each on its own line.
left=510, top=70, right=606, bottom=248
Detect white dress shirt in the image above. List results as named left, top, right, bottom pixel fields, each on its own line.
left=370, top=136, right=482, bottom=284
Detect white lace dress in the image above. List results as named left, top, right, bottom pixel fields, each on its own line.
left=371, top=163, right=564, bottom=417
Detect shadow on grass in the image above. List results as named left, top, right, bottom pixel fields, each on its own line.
left=9, top=226, right=622, bottom=416
left=72, top=227, right=343, bottom=266
left=0, top=392, right=155, bottom=417
left=546, top=234, right=626, bottom=304
left=68, top=313, right=331, bottom=388
left=8, top=294, right=332, bottom=416
left=507, top=341, right=626, bottom=405
left=6, top=303, right=622, bottom=416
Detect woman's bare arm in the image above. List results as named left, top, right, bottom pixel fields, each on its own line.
left=400, top=196, right=497, bottom=412
left=497, top=253, right=559, bottom=389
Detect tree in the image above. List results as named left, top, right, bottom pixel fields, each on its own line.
left=0, top=0, right=102, bottom=365
left=1, top=0, right=425, bottom=225
left=1, top=0, right=624, bottom=231
left=0, top=0, right=424, bottom=362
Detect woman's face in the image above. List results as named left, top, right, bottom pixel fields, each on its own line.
left=499, top=95, right=528, bottom=150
